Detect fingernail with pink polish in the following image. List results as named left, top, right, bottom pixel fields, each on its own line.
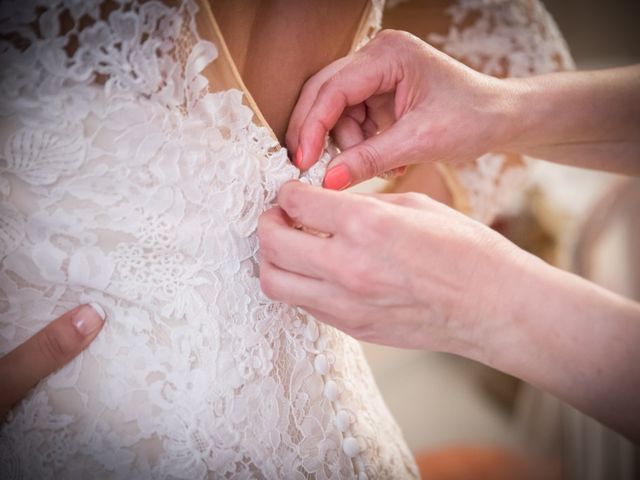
left=72, top=303, right=106, bottom=337
left=323, top=164, right=352, bottom=190
left=294, top=147, right=304, bottom=169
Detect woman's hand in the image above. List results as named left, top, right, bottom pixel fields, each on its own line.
left=287, top=30, right=640, bottom=186
left=0, top=304, right=106, bottom=420
left=258, top=181, right=640, bottom=441
left=258, top=181, right=521, bottom=351
left=286, top=29, right=512, bottom=189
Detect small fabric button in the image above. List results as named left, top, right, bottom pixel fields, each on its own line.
left=323, top=380, right=338, bottom=401
left=305, top=321, right=319, bottom=342
left=335, top=410, right=350, bottom=432
left=314, top=354, right=328, bottom=375
left=342, top=436, right=360, bottom=457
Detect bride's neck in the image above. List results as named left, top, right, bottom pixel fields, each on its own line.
left=209, top=0, right=368, bottom=143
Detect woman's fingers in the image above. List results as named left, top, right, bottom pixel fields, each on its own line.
left=259, top=259, right=345, bottom=313
left=258, top=206, right=335, bottom=279
left=0, top=304, right=106, bottom=419
left=290, top=34, right=407, bottom=171
left=296, top=57, right=398, bottom=171
left=323, top=112, right=427, bottom=189
left=331, top=113, right=366, bottom=152
left=275, top=181, right=349, bottom=234
left=287, top=30, right=434, bottom=183
left=286, top=56, right=353, bottom=158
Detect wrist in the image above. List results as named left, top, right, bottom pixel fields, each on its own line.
left=479, top=245, right=537, bottom=364
left=481, top=251, right=640, bottom=440
left=434, top=228, right=535, bottom=363
left=491, top=77, right=544, bottom=155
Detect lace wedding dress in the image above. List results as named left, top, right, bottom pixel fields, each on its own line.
left=0, top=0, right=420, bottom=478
left=0, top=0, right=573, bottom=478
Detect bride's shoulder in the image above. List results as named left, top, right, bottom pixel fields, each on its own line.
left=381, top=0, right=574, bottom=223
left=384, top=0, right=574, bottom=76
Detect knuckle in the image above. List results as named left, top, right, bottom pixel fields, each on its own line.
left=299, top=77, right=320, bottom=104
left=259, top=270, right=279, bottom=300
left=344, top=320, right=373, bottom=341
left=257, top=220, right=276, bottom=254
left=317, top=80, right=347, bottom=118
left=37, top=328, right=76, bottom=365
left=419, top=126, right=438, bottom=154
left=340, top=203, right=371, bottom=235
left=398, top=192, right=430, bottom=208
left=257, top=235, right=284, bottom=270
left=316, top=79, right=335, bottom=101
left=376, top=29, right=415, bottom=51
left=345, top=202, right=389, bottom=241
left=338, top=259, right=376, bottom=296
left=354, top=143, right=383, bottom=179
left=341, top=273, right=368, bottom=296
left=375, top=28, right=395, bottom=40
left=375, top=29, right=403, bottom=45
left=340, top=309, right=379, bottom=341
left=258, top=236, right=276, bottom=263
left=277, top=183, right=303, bottom=219
left=315, top=241, right=338, bottom=273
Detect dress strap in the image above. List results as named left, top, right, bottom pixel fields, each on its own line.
left=194, top=0, right=378, bottom=144
left=349, top=0, right=384, bottom=53
left=195, top=0, right=275, bottom=137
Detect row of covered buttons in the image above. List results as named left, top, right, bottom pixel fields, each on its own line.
left=306, top=319, right=367, bottom=478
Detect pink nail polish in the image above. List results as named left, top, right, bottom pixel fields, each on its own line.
left=294, top=147, right=304, bottom=169
left=72, top=303, right=106, bottom=337
left=323, top=164, right=351, bottom=191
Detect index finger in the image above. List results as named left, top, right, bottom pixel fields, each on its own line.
left=293, top=44, right=403, bottom=170
left=285, top=55, right=352, bottom=157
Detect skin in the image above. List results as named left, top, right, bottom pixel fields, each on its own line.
left=259, top=182, right=640, bottom=442
left=285, top=30, right=640, bottom=187
left=209, top=0, right=367, bottom=143
left=259, top=30, right=640, bottom=440
left=0, top=305, right=105, bottom=420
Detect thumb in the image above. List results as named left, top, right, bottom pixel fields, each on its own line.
left=323, top=115, right=425, bottom=189
left=0, top=303, right=106, bottom=419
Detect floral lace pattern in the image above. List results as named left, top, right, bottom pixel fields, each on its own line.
left=425, top=0, right=575, bottom=223
left=0, top=1, right=419, bottom=478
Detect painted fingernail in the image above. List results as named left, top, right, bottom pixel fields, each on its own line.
left=323, top=164, right=352, bottom=190
left=72, top=303, right=106, bottom=337
left=294, top=147, right=304, bottom=169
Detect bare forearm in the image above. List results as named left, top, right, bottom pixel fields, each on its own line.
left=500, top=65, right=640, bottom=174
left=470, top=252, right=640, bottom=441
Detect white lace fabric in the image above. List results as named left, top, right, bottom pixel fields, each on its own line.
left=0, top=1, right=419, bottom=478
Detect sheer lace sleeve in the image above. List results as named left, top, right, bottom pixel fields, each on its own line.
left=384, top=0, right=574, bottom=223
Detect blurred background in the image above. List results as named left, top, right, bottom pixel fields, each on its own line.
left=361, top=1, right=640, bottom=479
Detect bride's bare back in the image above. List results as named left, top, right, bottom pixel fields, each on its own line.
left=210, top=0, right=368, bottom=142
